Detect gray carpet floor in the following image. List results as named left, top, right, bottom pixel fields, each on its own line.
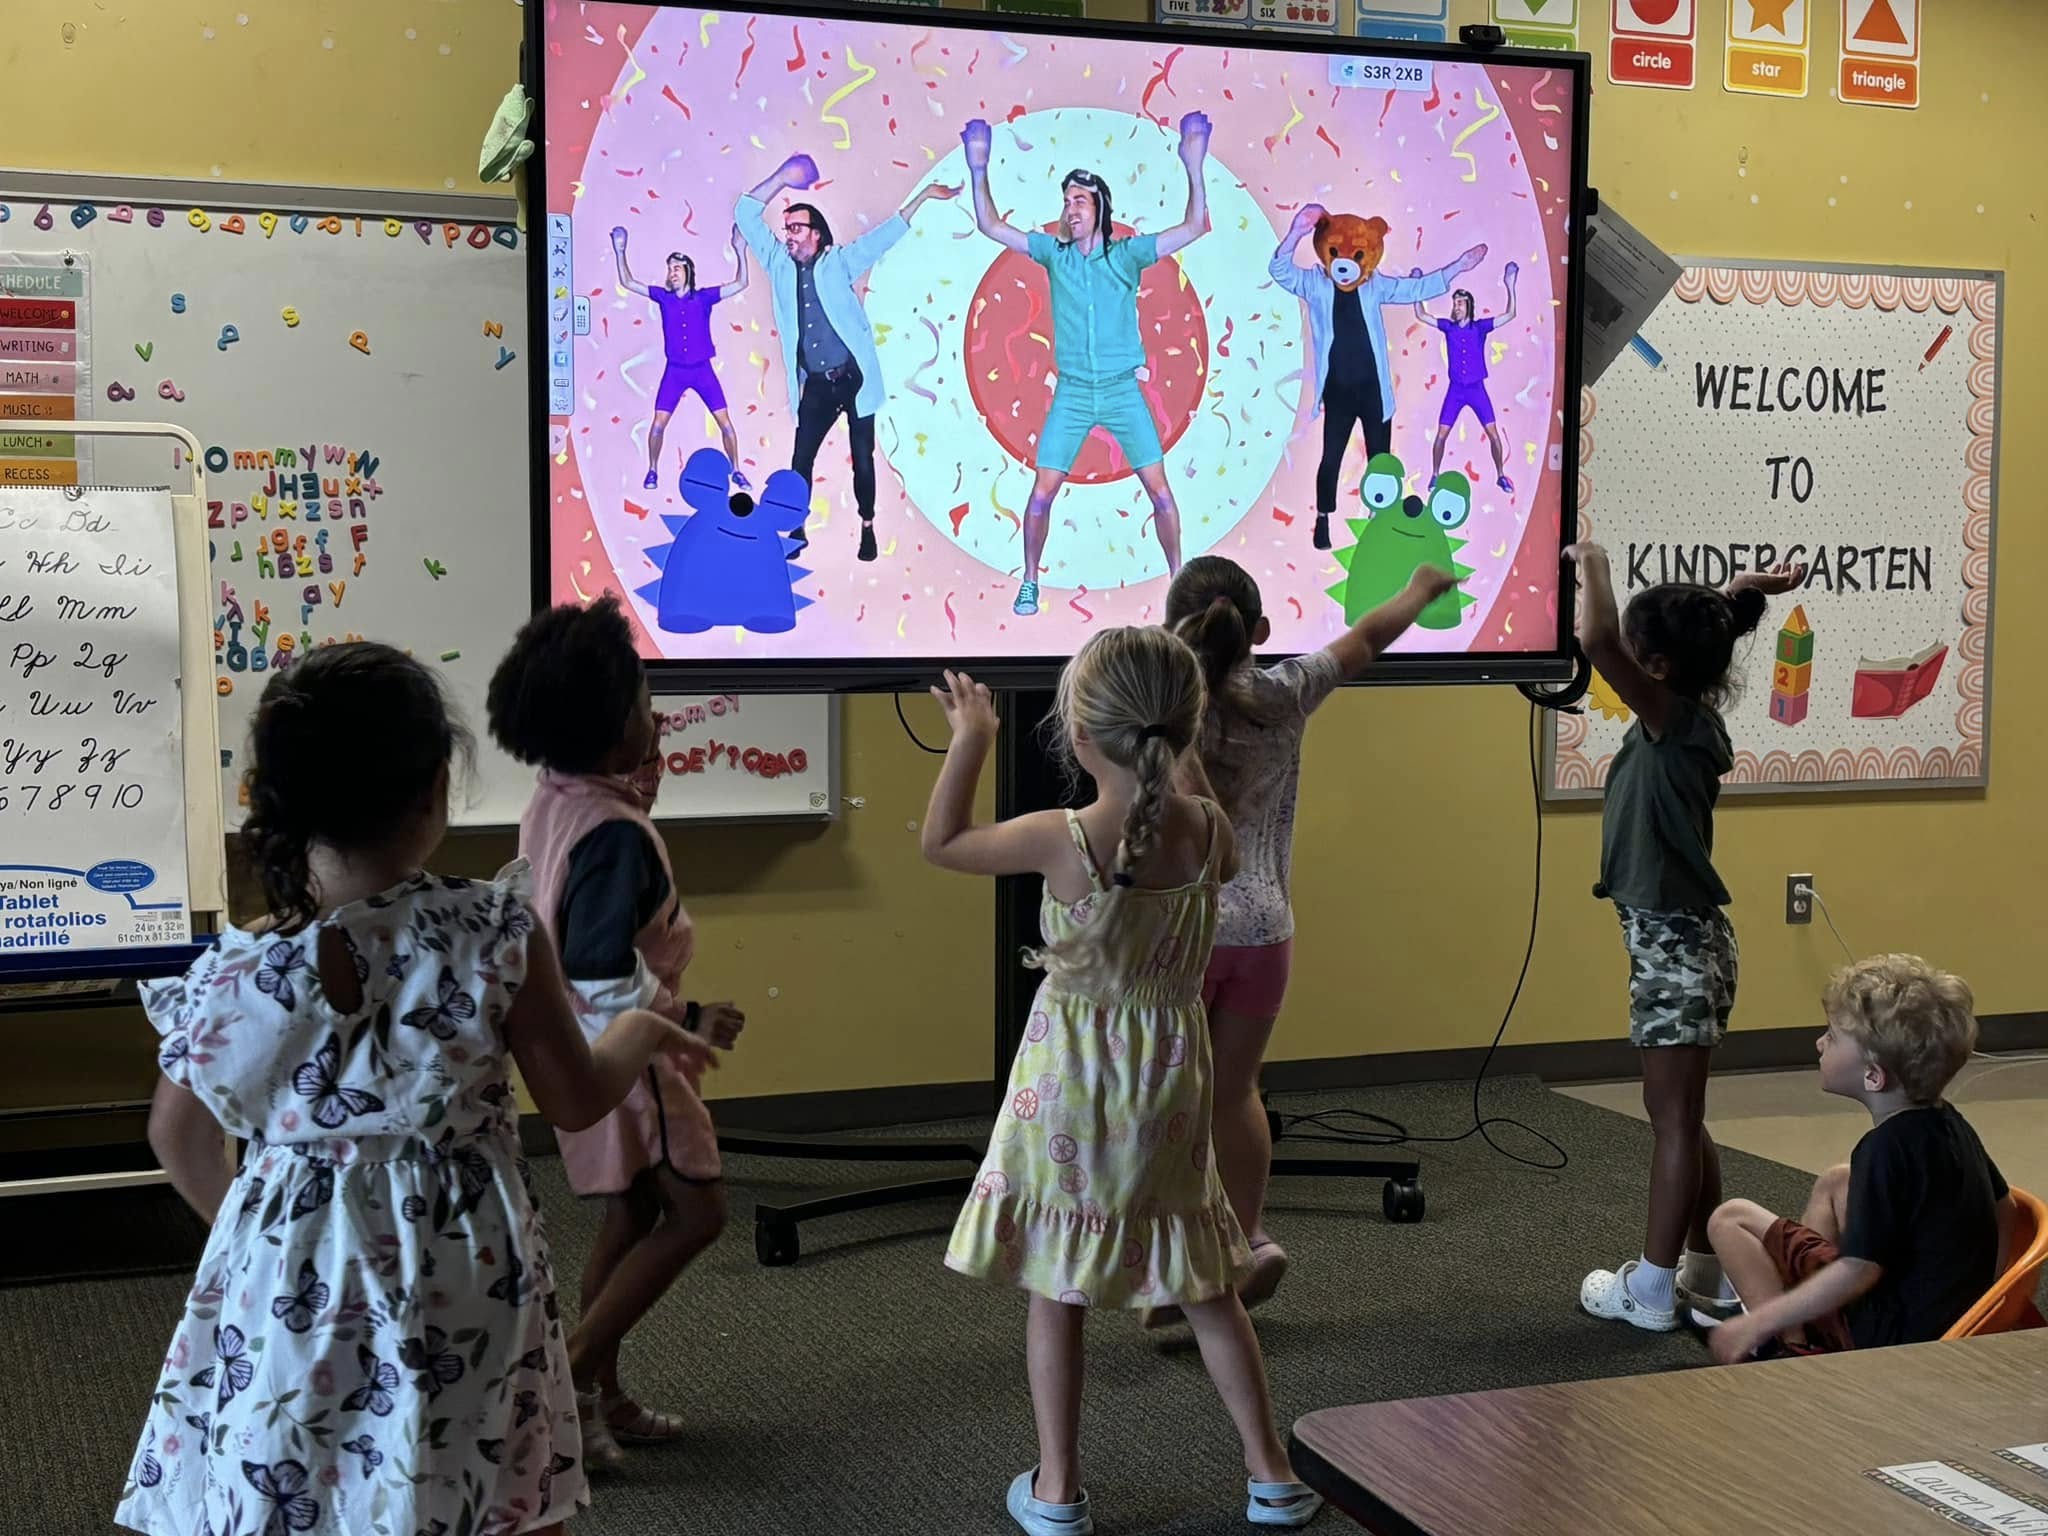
left=2, top=1078, right=1860, bottom=1533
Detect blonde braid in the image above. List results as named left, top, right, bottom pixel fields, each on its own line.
left=1030, top=629, right=1204, bottom=993
left=1110, top=734, right=1175, bottom=885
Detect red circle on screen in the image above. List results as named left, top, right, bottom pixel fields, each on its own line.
left=1627, top=0, right=1682, bottom=24
left=964, top=222, right=1208, bottom=485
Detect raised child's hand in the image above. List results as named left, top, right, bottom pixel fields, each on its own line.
left=1457, top=243, right=1489, bottom=273
left=1289, top=203, right=1327, bottom=237
left=932, top=669, right=999, bottom=741
left=779, top=153, right=821, bottom=190
left=1563, top=541, right=1609, bottom=568
left=1177, top=111, right=1212, bottom=160
left=610, top=226, right=628, bottom=248
left=1408, top=565, right=1459, bottom=603
left=1734, top=559, right=1808, bottom=597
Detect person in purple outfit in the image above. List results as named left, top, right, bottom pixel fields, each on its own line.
left=1415, top=261, right=1517, bottom=495
left=612, top=225, right=750, bottom=491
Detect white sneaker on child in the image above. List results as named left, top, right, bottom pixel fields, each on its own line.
left=1580, top=1260, right=1681, bottom=1332
left=1676, top=1250, right=1742, bottom=1327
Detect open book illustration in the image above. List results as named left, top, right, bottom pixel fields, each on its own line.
left=1851, top=640, right=1948, bottom=720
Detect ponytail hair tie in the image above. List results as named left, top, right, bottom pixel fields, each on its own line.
left=1112, top=872, right=1136, bottom=888
left=1138, top=723, right=1171, bottom=743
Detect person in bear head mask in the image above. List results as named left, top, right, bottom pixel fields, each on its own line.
left=1270, top=205, right=1484, bottom=550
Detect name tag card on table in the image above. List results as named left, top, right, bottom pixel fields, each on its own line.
left=0, top=486, right=193, bottom=967
left=1868, top=1462, right=2048, bottom=1535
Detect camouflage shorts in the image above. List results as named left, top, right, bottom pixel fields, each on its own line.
left=1616, top=905, right=1738, bottom=1049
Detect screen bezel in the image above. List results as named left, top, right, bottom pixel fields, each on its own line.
left=525, top=0, right=1591, bottom=695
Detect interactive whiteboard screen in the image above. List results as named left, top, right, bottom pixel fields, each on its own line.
left=533, top=2, right=1587, bottom=686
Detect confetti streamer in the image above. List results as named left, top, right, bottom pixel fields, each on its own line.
left=785, top=24, right=805, bottom=72
left=1140, top=47, right=1183, bottom=125
left=1287, top=596, right=1303, bottom=619
left=734, top=17, right=757, bottom=89
left=601, top=24, right=649, bottom=121
left=620, top=349, right=657, bottom=399
left=911, top=29, right=945, bottom=76
left=996, top=32, right=1028, bottom=67
left=906, top=317, right=942, bottom=404
left=682, top=199, right=698, bottom=236
left=896, top=612, right=907, bottom=639
left=1264, top=90, right=1303, bottom=154
left=1378, top=90, right=1397, bottom=129
left=1423, top=80, right=1441, bottom=113
left=1068, top=585, right=1094, bottom=622
left=1216, top=316, right=1233, bottom=358
left=1315, top=126, right=1341, bottom=159
left=1529, top=70, right=1561, bottom=115
left=662, top=84, right=692, bottom=118
left=1270, top=507, right=1295, bottom=526
left=1449, top=87, right=1501, bottom=185
left=699, top=12, right=718, bottom=47
left=820, top=46, right=878, bottom=150
left=943, top=591, right=959, bottom=640
left=948, top=503, right=971, bottom=536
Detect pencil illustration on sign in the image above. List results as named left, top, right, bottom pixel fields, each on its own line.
left=1768, top=603, right=1813, bottom=726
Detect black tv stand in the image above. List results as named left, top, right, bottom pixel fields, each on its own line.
left=724, top=686, right=1057, bottom=1269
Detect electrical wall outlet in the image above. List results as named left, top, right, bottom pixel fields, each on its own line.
left=1786, top=874, right=1814, bottom=925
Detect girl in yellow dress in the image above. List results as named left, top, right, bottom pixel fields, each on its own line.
left=921, top=628, right=1322, bottom=1536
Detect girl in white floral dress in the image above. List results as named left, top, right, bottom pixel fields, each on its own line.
left=121, top=643, right=706, bottom=1536
left=921, top=629, right=1323, bottom=1536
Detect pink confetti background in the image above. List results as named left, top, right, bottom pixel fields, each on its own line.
left=544, top=3, right=1576, bottom=662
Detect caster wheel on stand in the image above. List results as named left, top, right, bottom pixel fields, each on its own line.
left=1382, top=1180, right=1425, bottom=1223
left=755, top=1216, right=800, bottom=1267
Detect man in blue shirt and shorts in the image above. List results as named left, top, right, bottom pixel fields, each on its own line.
left=961, top=112, right=1214, bottom=616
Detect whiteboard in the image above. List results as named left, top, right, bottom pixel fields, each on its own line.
left=1548, top=260, right=2000, bottom=797
left=1, top=172, right=839, bottom=826
left=0, top=172, right=534, bottom=825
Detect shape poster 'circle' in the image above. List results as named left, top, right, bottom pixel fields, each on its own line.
left=866, top=110, right=1297, bottom=591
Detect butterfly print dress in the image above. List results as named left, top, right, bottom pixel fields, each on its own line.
left=116, top=871, right=585, bottom=1536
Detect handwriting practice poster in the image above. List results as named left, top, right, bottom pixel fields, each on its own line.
left=1551, top=263, right=1999, bottom=796
left=0, top=487, right=192, bottom=958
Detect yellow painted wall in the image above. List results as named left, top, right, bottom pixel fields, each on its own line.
left=1, top=0, right=2039, bottom=1132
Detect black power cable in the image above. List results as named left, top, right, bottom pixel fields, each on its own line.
left=894, top=691, right=948, bottom=755
left=1273, top=698, right=1568, bottom=1172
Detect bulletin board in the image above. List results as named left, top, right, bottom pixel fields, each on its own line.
left=1548, top=259, right=2000, bottom=797
left=1, top=171, right=839, bottom=826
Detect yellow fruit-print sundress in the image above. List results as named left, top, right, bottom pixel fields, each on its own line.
left=947, top=803, right=1252, bottom=1308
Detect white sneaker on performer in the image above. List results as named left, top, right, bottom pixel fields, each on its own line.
left=1580, top=1259, right=1681, bottom=1333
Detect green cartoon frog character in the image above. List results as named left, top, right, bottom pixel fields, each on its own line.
left=1328, top=457, right=1476, bottom=630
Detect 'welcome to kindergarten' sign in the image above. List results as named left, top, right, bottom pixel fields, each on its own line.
left=1550, top=261, right=2000, bottom=797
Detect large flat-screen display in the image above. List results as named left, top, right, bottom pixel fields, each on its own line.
left=530, top=1, right=1589, bottom=688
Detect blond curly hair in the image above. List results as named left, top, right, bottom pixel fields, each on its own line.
left=1824, top=954, right=1978, bottom=1104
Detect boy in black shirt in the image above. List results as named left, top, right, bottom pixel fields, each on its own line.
left=1706, top=955, right=2015, bottom=1361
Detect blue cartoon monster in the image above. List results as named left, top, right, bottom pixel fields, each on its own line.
left=638, top=448, right=812, bottom=634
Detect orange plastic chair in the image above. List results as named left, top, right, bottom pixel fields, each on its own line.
left=1944, top=1185, right=2048, bottom=1339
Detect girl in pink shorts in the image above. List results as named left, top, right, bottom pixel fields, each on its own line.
left=488, top=596, right=747, bottom=1471
left=1158, top=555, right=1453, bottom=1316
